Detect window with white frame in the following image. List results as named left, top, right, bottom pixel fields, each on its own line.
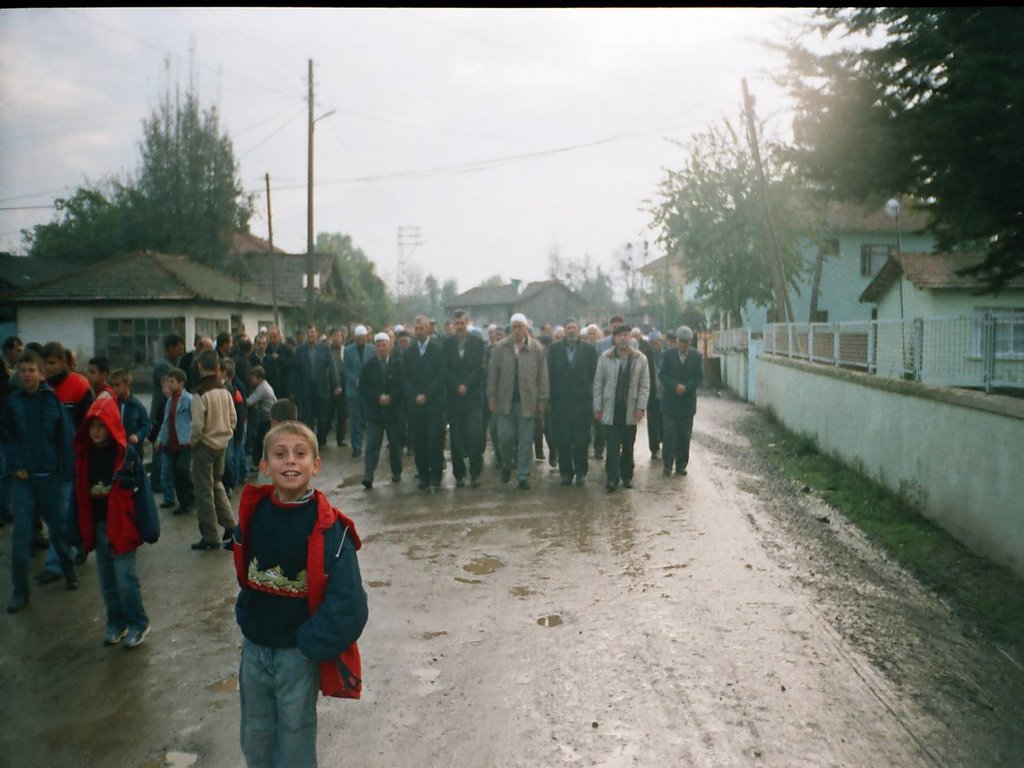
left=971, top=307, right=1024, bottom=359
left=860, top=244, right=896, bottom=277
left=94, top=317, right=186, bottom=368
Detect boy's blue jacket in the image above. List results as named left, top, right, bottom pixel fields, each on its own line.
left=157, top=390, right=192, bottom=447
left=233, top=484, right=367, bottom=698
left=118, top=394, right=152, bottom=447
left=0, top=382, right=74, bottom=479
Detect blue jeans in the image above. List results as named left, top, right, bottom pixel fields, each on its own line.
left=240, top=639, right=319, bottom=768
left=347, top=395, right=366, bottom=453
left=10, top=475, right=73, bottom=600
left=496, top=403, right=536, bottom=482
left=94, top=521, right=148, bottom=634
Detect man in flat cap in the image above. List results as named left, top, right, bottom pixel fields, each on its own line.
left=659, top=325, right=703, bottom=476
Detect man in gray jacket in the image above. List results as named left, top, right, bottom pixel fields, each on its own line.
left=593, top=324, right=650, bottom=491
left=487, top=313, right=549, bottom=490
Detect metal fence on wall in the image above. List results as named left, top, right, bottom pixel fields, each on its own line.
left=760, top=315, right=1023, bottom=393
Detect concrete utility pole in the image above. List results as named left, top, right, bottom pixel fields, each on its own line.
left=305, top=59, right=336, bottom=325
left=741, top=78, right=793, bottom=325
left=265, top=173, right=280, bottom=328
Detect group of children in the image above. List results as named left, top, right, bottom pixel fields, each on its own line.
left=2, top=338, right=368, bottom=765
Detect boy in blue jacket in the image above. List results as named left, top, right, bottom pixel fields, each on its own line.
left=0, top=349, right=77, bottom=613
left=155, top=368, right=195, bottom=515
left=232, top=421, right=367, bottom=767
left=111, top=368, right=151, bottom=451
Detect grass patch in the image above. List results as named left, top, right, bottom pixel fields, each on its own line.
left=749, top=411, right=1024, bottom=651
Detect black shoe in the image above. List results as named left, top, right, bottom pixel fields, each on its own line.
left=159, top=500, right=176, bottom=509
left=561, top=476, right=573, bottom=486
left=548, top=454, right=558, bottom=468
left=191, top=540, right=219, bottom=551
left=456, top=478, right=465, bottom=488
left=352, top=449, right=362, bottom=458
left=392, top=474, right=402, bottom=483
left=536, top=452, right=545, bottom=461
left=518, top=479, right=531, bottom=490
left=30, top=538, right=50, bottom=552
left=65, top=572, right=80, bottom=591
left=622, top=479, right=633, bottom=489
left=676, top=468, right=688, bottom=476
left=222, top=540, right=233, bottom=551
left=35, top=569, right=62, bottom=586
left=575, top=474, right=586, bottom=487
left=470, top=477, right=479, bottom=488
left=362, top=477, right=373, bottom=490
left=173, top=505, right=194, bottom=516
left=74, top=550, right=89, bottom=566
left=222, top=527, right=234, bottom=542
left=606, top=481, right=618, bottom=492
left=594, top=452, right=603, bottom=460
left=500, top=468, right=511, bottom=484
left=663, top=466, right=672, bottom=477
left=6, top=596, right=28, bottom=614
left=418, top=480, right=430, bottom=490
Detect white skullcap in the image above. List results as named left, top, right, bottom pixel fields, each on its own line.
left=394, top=324, right=405, bottom=333
left=354, top=324, right=368, bottom=336
left=373, top=332, right=389, bottom=343
left=510, top=313, right=528, bottom=325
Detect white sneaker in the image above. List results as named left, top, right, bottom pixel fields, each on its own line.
left=124, top=626, right=151, bottom=649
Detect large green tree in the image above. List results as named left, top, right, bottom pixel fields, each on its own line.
left=25, top=84, right=251, bottom=268
left=651, top=118, right=810, bottom=322
left=315, top=232, right=393, bottom=328
left=783, top=8, right=1024, bottom=287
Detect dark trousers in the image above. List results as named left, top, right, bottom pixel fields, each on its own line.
left=593, top=419, right=605, bottom=457
left=603, top=423, right=637, bottom=487
left=364, top=420, right=404, bottom=480
left=449, top=404, right=484, bottom=481
left=251, top=421, right=271, bottom=467
left=326, top=392, right=348, bottom=446
left=647, top=397, right=662, bottom=454
left=662, top=411, right=695, bottom=471
left=299, top=394, right=329, bottom=446
left=166, top=446, right=194, bottom=509
left=552, top=400, right=591, bottom=480
left=411, top=407, right=445, bottom=486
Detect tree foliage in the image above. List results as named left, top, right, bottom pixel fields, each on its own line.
left=546, top=248, right=615, bottom=311
left=25, top=83, right=251, bottom=269
left=651, top=118, right=810, bottom=322
left=315, top=232, right=393, bottom=329
left=783, top=8, right=1024, bottom=287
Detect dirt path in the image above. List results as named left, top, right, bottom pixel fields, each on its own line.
left=2, top=394, right=1021, bottom=767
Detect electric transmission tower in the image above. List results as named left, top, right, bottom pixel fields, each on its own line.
left=396, top=225, right=423, bottom=296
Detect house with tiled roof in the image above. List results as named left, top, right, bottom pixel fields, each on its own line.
left=446, top=279, right=589, bottom=328
left=5, top=250, right=292, bottom=386
left=858, top=251, right=1024, bottom=385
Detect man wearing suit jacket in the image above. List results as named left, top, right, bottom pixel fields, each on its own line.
left=547, top=320, right=597, bottom=486
left=404, top=315, right=447, bottom=490
left=659, top=325, right=703, bottom=476
left=294, top=325, right=341, bottom=447
left=359, top=333, right=405, bottom=489
left=443, top=309, right=487, bottom=488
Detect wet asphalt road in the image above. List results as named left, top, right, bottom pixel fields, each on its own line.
left=2, top=394, right=1022, bottom=768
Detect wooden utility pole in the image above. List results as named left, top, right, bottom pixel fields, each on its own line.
left=741, top=78, right=793, bottom=324
left=306, top=58, right=315, bottom=324
left=265, top=173, right=280, bottom=329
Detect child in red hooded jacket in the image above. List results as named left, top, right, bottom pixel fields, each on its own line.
left=67, top=393, right=160, bottom=648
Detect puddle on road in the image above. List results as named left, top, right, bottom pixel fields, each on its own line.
left=537, top=614, right=564, bottom=627
left=367, top=580, right=391, bottom=588
left=463, top=555, right=502, bottom=575
left=138, top=753, right=198, bottom=768
left=207, top=675, right=238, bottom=694
left=422, top=631, right=448, bottom=639
left=454, top=577, right=482, bottom=585
left=511, top=585, right=539, bottom=598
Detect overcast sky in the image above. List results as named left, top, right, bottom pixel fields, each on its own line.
left=0, top=8, right=812, bottom=295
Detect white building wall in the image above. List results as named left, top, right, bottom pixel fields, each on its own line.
left=757, top=356, right=1024, bottom=578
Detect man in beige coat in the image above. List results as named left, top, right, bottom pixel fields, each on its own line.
left=487, top=314, right=549, bottom=490
left=593, top=324, right=650, bottom=491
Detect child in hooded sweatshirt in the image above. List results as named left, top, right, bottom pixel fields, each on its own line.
left=67, top=393, right=160, bottom=648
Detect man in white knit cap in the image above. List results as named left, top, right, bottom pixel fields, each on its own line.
left=343, top=324, right=373, bottom=457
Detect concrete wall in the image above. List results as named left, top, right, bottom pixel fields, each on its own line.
left=720, top=348, right=750, bottom=401
left=756, top=355, right=1024, bottom=578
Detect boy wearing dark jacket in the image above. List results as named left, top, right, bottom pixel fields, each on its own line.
left=67, top=393, right=160, bottom=647
left=0, top=349, right=77, bottom=613
left=232, top=421, right=367, bottom=767
left=111, top=368, right=151, bottom=450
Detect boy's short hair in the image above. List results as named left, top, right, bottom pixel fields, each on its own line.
left=164, top=333, right=185, bottom=351
left=269, top=398, right=298, bottom=422
left=250, top=365, right=266, bottom=381
left=262, top=420, right=319, bottom=462
left=3, top=336, right=22, bottom=352
left=222, top=357, right=236, bottom=374
left=88, top=356, right=110, bottom=374
left=164, top=367, right=187, bottom=384
left=17, top=349, right=44, bottom=368
left=197, top=349, right=220, bottom=373
left=110, top=368, right=132, bottom=385
left=42, top=341, right=65, bottom=361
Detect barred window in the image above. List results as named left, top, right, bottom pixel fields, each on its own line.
left=195, top=317, right=230, bottom=339
left=94, top=317, right=186, bottom=368
left=972, top=308, right=1024, bottom=359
